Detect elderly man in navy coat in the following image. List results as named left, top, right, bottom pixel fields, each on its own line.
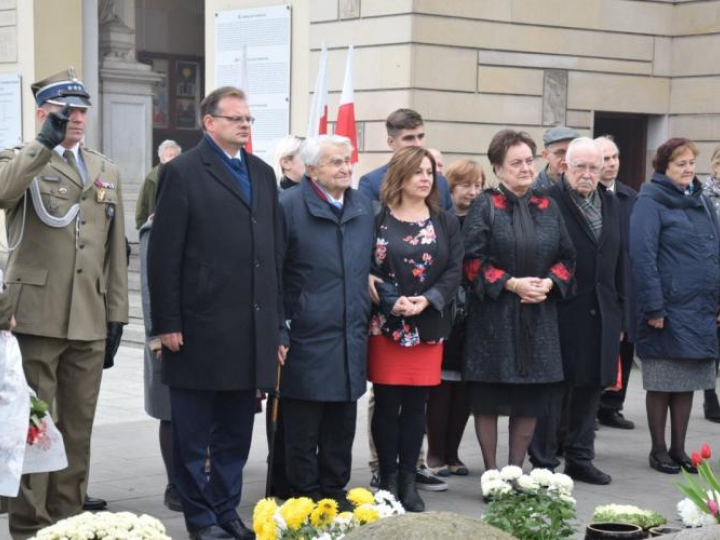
left=149, top=86, right=280, bottom=540
left=278, top=134, right=374, bottom=505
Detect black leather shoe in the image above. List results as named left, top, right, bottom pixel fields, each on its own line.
left=82, top=496, right=108, bottom=511
left=398, top=470, right=425, bottom=512
left=704, top=390, right=720, bottom=423
left=649, top=452, right=681, bottom=474
left=221, top=519, right=256, bottom=539
left=564, top=463, right=611, bottom=485
left=598, top=411, right=635, bottom=430
left=164, top=483, right=183, bottom=512
left=189, top=525, right=234, bottom=540
left=669, top=452, right=698, bottom=474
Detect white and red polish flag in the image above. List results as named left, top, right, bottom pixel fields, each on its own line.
left=237, top=44, right=253, bottom=153
left=334, top=44, right=358, bottom=166
left=307, top=42, right=329, bottom=136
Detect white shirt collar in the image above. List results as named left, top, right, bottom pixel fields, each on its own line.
left=315, top=182, right=345, bottom=206
left=225, top=149, right=241, bottom=161
left=605, top=180, right=616, bottom=193
left=53, top=143, right=81, bottom=162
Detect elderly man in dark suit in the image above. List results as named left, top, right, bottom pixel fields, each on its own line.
left=533, top=137, right=624, bottom=485
left=148, top=86, right=280, bottom=540
left=595, top=136, right=639, bottom=430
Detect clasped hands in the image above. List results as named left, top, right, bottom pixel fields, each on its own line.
left=391, top=295, right=429, bottom=317
left=507, top=277, right=553, bottom=304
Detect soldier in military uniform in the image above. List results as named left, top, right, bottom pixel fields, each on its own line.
left=0, top=68, right=128, bottom=539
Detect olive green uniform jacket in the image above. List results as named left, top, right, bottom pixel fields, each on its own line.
left=0, top=140, right=129, bottom=340
left=135, top=164, right=159, bottom=230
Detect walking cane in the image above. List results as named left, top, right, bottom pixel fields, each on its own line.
left=265, top=361, right=283, bottom=498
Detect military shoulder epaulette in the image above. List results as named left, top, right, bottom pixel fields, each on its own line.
left=83, top=147, right=115, bottom=163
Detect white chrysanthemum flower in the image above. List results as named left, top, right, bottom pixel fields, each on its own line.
left=677, top=497, right=717, bottom=527
left=529, top=468, right=554, bottom=486
left=482, top=478, right=512, bottom=497
left=374, top=489, right=398, bottom=505
left=560, top=494, right=577, bottom=506
left=273, top=507, right=287, bottom=530
left=550, top=472, right=574, bottom=494
left=499, top=465, right=523, bottom=481
left=517, top=474, right=539, bottom=492
left=480, top=469, right=501, bottom=485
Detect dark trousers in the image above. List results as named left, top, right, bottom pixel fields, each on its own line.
left=170, top=387, right=255, bottom=532
left=599, top=339, right=634, bottom=414
left=371, top=384, right=429, bottom=474
left=530, top=384, right=602, bottom=469
left=283, top=398, right=357, bottom=500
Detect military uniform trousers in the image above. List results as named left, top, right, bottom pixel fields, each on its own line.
left=9, top=334, right=105, bottom=540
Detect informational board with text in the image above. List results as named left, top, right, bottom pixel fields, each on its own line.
left=215, top=5, right=291, bottom=165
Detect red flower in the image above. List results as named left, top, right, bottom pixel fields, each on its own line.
left=490, top=193, right=507, bottom=210
left=701, top=443, right=712, bottom=459
left=484, top=265, right=506, bottom=284
left=550, top=262, right=571, bottom=282
left=691, top=451, right=703, bottom=468
left=464, top=259, right=482, bottom=282
left=412, top=267, right=424, bottom=278
left=529, top=195, right=550, bottom=210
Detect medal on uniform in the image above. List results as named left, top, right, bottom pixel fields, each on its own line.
left=97, top=187, right=106, bottom=202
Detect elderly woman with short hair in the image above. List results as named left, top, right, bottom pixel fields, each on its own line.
left=631, top=138, right=720, bottom=474
left=425, top=159, right=484, bottom=477
left=462, top=129, right=575, bottom=473
left=277, top=134, right=375, bottom=504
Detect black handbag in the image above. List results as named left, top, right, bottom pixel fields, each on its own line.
left=414, top=302, right=453, bottom=341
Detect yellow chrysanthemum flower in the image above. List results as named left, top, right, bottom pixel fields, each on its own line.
left=347, top=487, right=375, bottom=507
left=280, top=497, right=314, bottom=531
left=353, top=504, right=380, bottom=524
left=253, top=498, right=278, bottom=540
left=310, top=498, right=338, bottom=527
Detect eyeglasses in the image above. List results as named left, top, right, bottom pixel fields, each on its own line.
left=212, top=114, right=255, bottom=125
left=569, top=162, right=602, bottom=175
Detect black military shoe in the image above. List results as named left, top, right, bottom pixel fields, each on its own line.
left=564, top=462, right=611, bottom=485
left=82, top=496, right=107, bottom=511
left=597, top=410, right=635, bottom=430
left=704, top=390, right=720, bottom=423
left=220, top=519, right=255, bottom=539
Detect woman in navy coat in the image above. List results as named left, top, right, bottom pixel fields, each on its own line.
left=277, top=134, right=375, bottom=502
left=630, top=138, right=720, bottom=475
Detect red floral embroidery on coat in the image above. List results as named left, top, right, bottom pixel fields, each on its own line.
left=529, top=195, right=550, bottom=210
left=550, top=262, right=571, bottom=282
left=490, top=192, right=508, bottom=210
left=463, top=259, right=482, bottom=282
left=484, top=265, right=507, bottom=284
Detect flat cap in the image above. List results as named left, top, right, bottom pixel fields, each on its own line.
left=31, top=67, right=91, bottom=108
left=542, top=126, right=579, bottom=147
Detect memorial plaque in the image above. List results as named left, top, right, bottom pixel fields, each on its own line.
left=0, top=26, right=17, bottom=63
left=215, top=5, right=291, bottom=165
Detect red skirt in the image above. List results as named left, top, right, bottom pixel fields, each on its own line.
left=367, top=335, right=442, bottom=386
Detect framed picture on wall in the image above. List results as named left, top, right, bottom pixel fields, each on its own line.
left=151, top=58, right=169, bottom=128
left=176, top=98, right=197, bottom=130
left=176, top=62, right=198, bottom=98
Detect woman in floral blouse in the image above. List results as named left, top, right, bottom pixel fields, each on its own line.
left=369, top=147, right=463, bottom=512
left=462, top=129, right=576, bottom=473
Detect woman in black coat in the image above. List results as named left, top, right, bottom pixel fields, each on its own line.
left=277, top=135, right=375, bottom=502
left=463, top=130, right=575, bottom=472
left=630, top=138, right=720, bottom=475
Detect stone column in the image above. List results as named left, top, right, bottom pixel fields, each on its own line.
left=82, top=0, right=100, bottom=149
left=98, top=0, right=162, bottom=242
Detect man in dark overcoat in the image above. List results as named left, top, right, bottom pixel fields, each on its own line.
left=148, top=86, right=280, bottom=540
left=595, top=136, right=639, bottom=430
left=533, top=137, right=623, bottom=485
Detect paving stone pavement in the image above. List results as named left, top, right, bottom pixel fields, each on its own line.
left=1, top=345, right=718, bottom=539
